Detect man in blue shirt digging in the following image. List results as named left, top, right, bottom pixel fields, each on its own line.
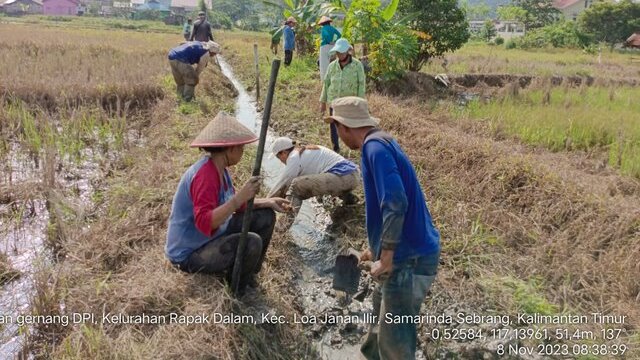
left=324, top=96, right=441, bottom=359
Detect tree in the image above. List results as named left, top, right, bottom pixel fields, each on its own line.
left=460, top=0, right=490, bottom=21
left=398, top=0, right=470, bottom=71
left=263, top=0, right=339, bottom=55
left=497, top=5, right=527, bottom=22
left=340, top=0, right=419, bottom=80
left=513, top=0, right=559, bottom=29
left=579, top=0, right=640, bottom=49
left=480, top=20, right=496, bottom=43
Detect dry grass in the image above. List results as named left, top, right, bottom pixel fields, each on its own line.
left=0, top=23, right=316, bottom=359
left=0, top=23, right=177, bottom=110
left=0, top=252, right=20, bottom=285
left=220, top=30, right=640, bottom=356
left=24, top=64, right=314, bottom=358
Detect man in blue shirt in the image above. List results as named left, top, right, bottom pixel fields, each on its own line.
left=325, top=96, right=441, bottom=359
left=167, top=41, right=220, bottom=101
left=283, top=17, right=296, bottom=66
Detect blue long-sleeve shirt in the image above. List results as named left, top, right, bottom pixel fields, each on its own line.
left=320, top=24, right=341, bottom=46
left=361, top=131, right=440, bottom=262
left=283, top=26, right=295, bottom=51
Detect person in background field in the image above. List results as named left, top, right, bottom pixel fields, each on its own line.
left=165, top=112, right=290, bottom=295
left=319, top=38, right=365, bottom=152
left=268, top=136, right=359, bottom=229
left=168, top=40, right=220, bottom=102
left=182, top=18, right=192, bottom=42
left=318, top=16, right=341, bottom=81
left=283, top=17, right=297, bottom=66
left=324, top=97, right=441, bottom=360
left=190, top=11, right=214, bottom=42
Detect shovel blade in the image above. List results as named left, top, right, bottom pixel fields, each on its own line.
left=332, top=254, right=360, bottom=294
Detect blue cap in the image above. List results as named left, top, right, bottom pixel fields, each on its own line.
left=330, top=38, right=351, bottom=54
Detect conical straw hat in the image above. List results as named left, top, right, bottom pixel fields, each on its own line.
left=190, top=112, right=258, bottom=148
left=318, top=16, right=332, bottom=25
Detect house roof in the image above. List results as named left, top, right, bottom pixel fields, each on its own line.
left=553, top=0, right=581, bottom=9
left=42, top=0, right=79, bottom=4
left=1, top=0, right=42, bottom=5
left=170, top=0, right=210, bottom=8
left=626, top=32, right=640, bottom=48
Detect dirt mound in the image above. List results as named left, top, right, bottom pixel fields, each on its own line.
left=373, top=72, right=452, bottom=98
left=374, top=71, right=639, bottom=99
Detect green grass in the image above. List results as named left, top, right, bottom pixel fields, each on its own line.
left=422, top=41, right=640, bottom=79
left=480, top=275, right=559, bottom=316
left=446, top=86, right=640, bottom=178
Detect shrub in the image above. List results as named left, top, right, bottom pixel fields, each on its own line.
left=505, top=39, right=517, bottom=49
left=494, top=36, right=505, bottom=45
left=517, top=21, right=591, bottom=49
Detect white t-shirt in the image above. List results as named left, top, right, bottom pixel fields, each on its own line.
left=268, top=145, right=347, bottom=197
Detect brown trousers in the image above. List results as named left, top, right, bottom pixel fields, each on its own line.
left=169, top=59, right=199, bottom=101
left=279, top=172, right=359, bottom=229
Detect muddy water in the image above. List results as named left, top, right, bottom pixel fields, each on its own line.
left=218, top=58, right=372, bottom=359
left=0, top=147, right=48, bottom=356
left=0, top=144, right=102, bottom=357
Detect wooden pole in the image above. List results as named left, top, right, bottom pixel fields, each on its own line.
left=254, top=44, right=260, bottom=103
left=231, top=59, right=281, bottom=296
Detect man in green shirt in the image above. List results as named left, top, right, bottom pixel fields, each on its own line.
left=319, top=38, right=366, bottom=152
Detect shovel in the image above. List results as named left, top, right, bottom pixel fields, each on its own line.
left=332, top=248, right=372, bottom=295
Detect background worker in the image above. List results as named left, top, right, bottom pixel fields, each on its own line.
left=268, top=136, right=359, bottom=229
left=190, top=11, right=214, bottom=42
left=168, top=40, right=220, bottom=102
left=165, top=112, right=290, bottom=294
left=319, top=38, right=365, bottom=152
left=324, top=97, right=440, bottom=360
left=182, top=18, right=192, bottom=42
left=318, top=16, right=341, bottom=81
left=283, top=17, right=297, bottom=66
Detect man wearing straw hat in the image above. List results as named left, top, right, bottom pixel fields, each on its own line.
left=283, top=16, right=297, bottom=66
left=324, top=97, right=440, bottom=359
left=317, top=15, right=341, bottom=81
left=165, top=112, right=291, bottom=294
left=168, top=40, right=221, bottom=102
left=320, top=38, right=365, bottom=152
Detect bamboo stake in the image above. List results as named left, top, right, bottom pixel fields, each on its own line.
left=231, top=59, right=281, bottom=296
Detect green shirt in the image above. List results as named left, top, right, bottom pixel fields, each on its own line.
left=320, top=57, right=366, bottom=104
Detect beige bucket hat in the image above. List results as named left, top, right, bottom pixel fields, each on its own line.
left=318, top=16, right=332, bottom=25
left=324, top=97, right=379, bottom=128
left=202, top=40, right=221, bottom=54
left=190, top=112, right=257, bottom=148
left=286, top=16, right=297, bottom=24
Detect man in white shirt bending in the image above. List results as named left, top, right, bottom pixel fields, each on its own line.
left=268, top=137, right=359, bottom=229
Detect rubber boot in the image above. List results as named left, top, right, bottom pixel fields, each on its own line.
left=183, top=85, right=195, bottom=102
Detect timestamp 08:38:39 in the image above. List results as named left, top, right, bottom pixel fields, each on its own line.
left=496, top=343, right=628, bottom=357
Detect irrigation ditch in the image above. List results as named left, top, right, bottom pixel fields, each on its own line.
left=217, top=57, right=549, bottom=359
left=218, top=56, right=377, bottom=359
left=1, top=43, right=638, bottom=358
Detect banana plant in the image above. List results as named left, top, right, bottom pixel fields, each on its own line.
left=264, top=0, right=340, bottom=54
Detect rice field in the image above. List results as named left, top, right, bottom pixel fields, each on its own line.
left=444, top=85, right=640, bottom=177
left=422, top=41, right=640, bottom=80
left=1, top=17, right=638, bottom=359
